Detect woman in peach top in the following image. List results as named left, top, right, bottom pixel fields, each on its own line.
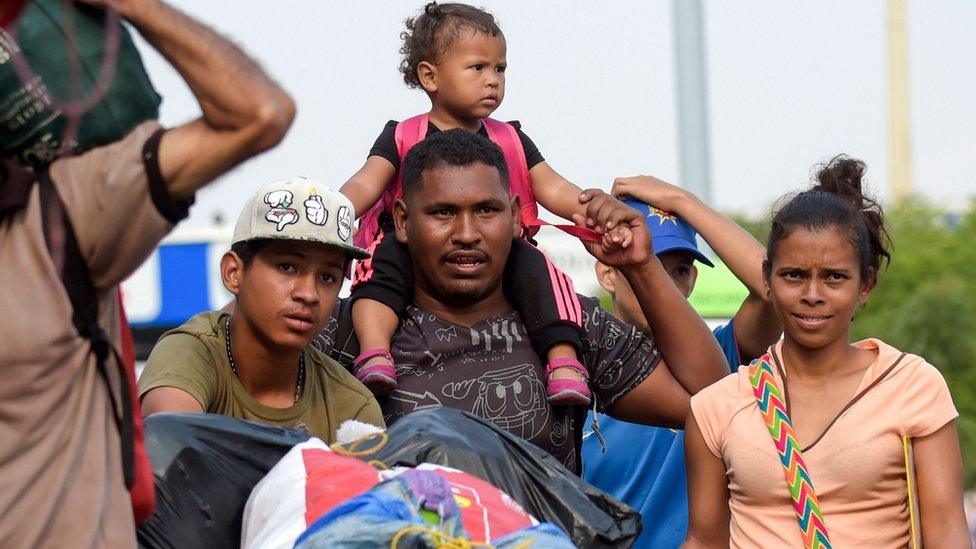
left=682, top=157, right=969, bottom=548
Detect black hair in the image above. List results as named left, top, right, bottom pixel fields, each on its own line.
left=230, top=239, right=271, bottom=268
left=400, top=129, right=509, bottom=199
left=399, top=2, right=503, bottom=88
left=765, top=155, right=891, bottom=284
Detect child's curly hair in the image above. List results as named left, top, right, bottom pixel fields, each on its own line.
left=399, top=2, right=503, bottom=88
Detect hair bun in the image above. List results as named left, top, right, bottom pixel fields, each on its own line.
left=814, top=155, right=867, bottom=209
left=424, top=2, right=442, bottom=17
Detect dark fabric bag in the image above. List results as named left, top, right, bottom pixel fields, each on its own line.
left=0, top=0, right=159, bottom=165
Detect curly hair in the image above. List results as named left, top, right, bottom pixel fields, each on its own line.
left=399, top=2, right=503, bottom=88
left=765, top=155, right=891, bottom=284
left=400, top=129, right=509, bottom=198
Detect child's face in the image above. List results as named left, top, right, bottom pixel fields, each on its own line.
left=428, top=30, right=507, bottom=121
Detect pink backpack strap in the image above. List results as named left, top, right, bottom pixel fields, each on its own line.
left=483, top=118, right=600, bottom=243
left=481, top=118, right=538, bottom=231
left=395, top=113, right=429, bottom=164
left=353, top=115, right=429, bottom=249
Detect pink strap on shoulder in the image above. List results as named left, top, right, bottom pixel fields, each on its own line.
left=482, top=118, right=538, bottom=229
left=354, top=115, right=429, bottom=249
left=483, top=118, right=600, bottom=243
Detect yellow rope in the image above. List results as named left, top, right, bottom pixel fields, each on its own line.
left=903, top=436, right=921, bottom=549
left=331, top=431, right=389, bottom=457
left=389, top=524, right=497, bottom=549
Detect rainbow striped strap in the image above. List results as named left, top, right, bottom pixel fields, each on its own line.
left=749, top=355, right=832, bottom=548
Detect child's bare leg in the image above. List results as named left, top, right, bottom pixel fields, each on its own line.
left=547, top=342, right=584, bottom=380
left=353, top=298, right=398, bottom=354
left=352, top=298, right=399, bottom=394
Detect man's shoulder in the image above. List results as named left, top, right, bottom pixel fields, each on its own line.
left=577, top=294, right=602, bottom=310
left=161, top=310, right=226, bottom=342
left=307, top=346, right=374, bottom=403
left=139, top=311, right=227, bottom=399
left=49, top=120, right=163, bottom=187
left=576, top=294, right=623, bottom=331
left=145, top=311, right=226, bottom=368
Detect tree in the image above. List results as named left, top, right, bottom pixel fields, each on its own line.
left=850, top=199, right=976, bottom=487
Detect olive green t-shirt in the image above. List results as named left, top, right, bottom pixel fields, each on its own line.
left=138, top=311, right=384, bottom=442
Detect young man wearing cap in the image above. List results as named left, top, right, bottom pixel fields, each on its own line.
left=139, top=179, right=383, bottom=442
left=581, top=175, right=781, bottom=548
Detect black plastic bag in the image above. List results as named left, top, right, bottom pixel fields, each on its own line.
left=340, top=407, right=641, bottom=548
left=136, top=413, right=309, bottom=549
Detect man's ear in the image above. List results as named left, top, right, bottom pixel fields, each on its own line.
left=509, top=194, right=520, bottom=237
left=221, top=251, right=244, bottom=296
left=417, top=61, right=437, bottom=93
left=393, top=198, right=410, bottom=244
left=595, top=261, right=617, bottom=293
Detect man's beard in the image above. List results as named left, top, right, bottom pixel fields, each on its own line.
left=432, top=278, right=497, bottom=308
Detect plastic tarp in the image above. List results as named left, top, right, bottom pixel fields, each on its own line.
left=293, top=469, right=575, bottom=548
left=342, top=407, right=641, bottom=548
left=136, top=413, right=309, bottom=549
left=137, top=408, right=640, bottom=548
left=241, top=439, right=540, bottom=548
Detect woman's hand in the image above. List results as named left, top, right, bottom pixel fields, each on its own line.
left=612, top=174, right=690, bottom=214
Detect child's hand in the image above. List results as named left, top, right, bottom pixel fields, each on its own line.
left=579, top=207, right=653, bottom=270
left=611, top=175, right=689, bottom=214
left=578, top=189, right=640, bottom=235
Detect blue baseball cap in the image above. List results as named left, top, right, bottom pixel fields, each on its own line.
left=623, top=198, right=714, bottom=267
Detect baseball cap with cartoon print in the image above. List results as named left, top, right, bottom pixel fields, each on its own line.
left=232, top=177, right=370, bottom=260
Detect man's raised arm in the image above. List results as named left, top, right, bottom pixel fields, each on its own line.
left=581, top=206, right=726, bottom=426
left=83, top=0, right=296, bottom=197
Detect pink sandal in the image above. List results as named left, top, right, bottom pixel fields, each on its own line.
left=545, top=357, right=591, bottom=406
left=354, top=348, right=398, bottom=396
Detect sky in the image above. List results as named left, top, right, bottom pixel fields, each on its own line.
left=133, top=0, right=976, bottom=234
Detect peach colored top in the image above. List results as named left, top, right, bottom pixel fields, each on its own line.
left=690, top=338, right=958, bottom=548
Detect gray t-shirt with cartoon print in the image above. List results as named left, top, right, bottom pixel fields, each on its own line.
left=316, top=295, right=660, bottom=472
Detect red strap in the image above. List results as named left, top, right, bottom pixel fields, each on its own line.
left=524, top=218, right=602, bottom=243
left=118, top=291, right=156, bottom=523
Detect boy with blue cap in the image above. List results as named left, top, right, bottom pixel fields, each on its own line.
left=583, top=175, right=782, bottom=548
